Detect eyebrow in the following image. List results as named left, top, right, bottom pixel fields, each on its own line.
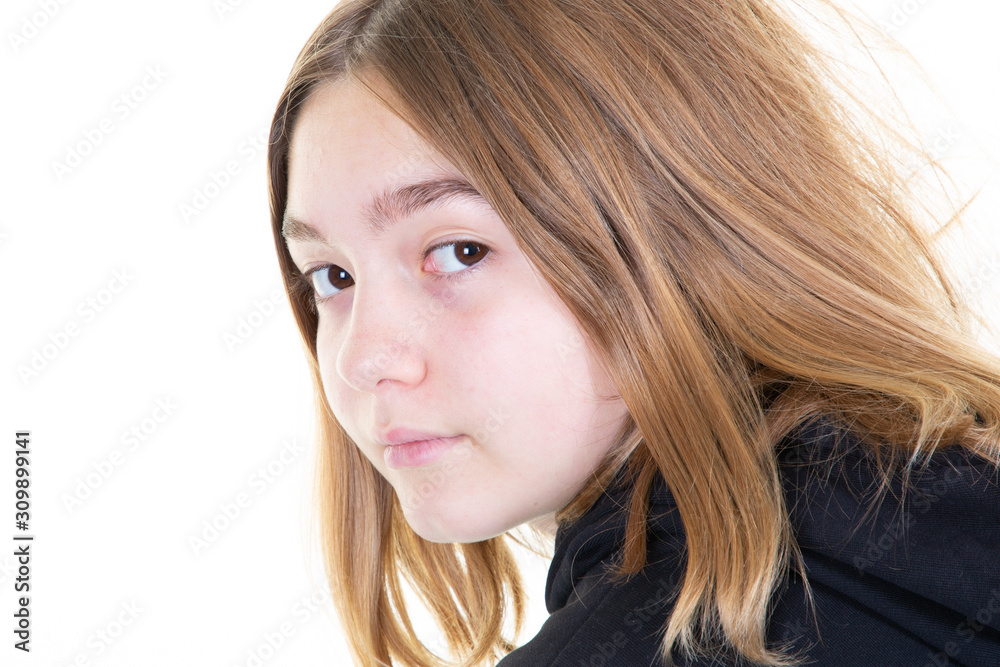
left=282, top=176, right=490, bottom=246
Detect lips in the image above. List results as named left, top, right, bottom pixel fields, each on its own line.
left=378, top=426, right=456, bottom=447
left=377, top=427, right=464, bottom=468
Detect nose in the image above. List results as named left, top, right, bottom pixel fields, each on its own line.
left=334, top=278, right=427, bottom=393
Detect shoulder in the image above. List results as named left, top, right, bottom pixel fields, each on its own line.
left=499, top=420, right=1000, bottom=666
left=773, top=419, right=1000, bottom=665
left=776, top=419, right=1000, bottom=578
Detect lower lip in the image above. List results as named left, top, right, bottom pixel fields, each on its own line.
left=383, top=435, right=464, bottom=469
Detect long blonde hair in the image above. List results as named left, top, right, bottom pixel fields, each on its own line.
left=266, top=1, right=1000, bottom=664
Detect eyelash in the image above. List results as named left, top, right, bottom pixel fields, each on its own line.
left=291, top=239, right=493, bottom=309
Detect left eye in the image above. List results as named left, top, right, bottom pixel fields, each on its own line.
left=427, top=241, right=490, bottom=273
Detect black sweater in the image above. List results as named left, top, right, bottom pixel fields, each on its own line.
left=496, top=421, right=1000, bottom=666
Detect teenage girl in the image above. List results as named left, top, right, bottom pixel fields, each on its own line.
left=267, top=1, right=1000, bottom=664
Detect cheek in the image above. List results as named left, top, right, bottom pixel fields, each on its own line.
left=444, top=296, right=593, bottom=440
left=440, top=296, right=557, bottom=389
left=311, top=276, right=601, bottom=457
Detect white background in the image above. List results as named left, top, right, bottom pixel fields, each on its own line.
left=2, top=0, right=998, bottom=665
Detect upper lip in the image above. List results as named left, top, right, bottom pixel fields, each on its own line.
left=377, top=427, right=458, bottom=447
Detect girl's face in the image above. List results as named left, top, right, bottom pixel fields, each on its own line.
left=284, top=79, right=631, bottom=543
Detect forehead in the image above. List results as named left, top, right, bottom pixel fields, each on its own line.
left=285, top=79, right=459, bottom=224
left=284, top=79, right=498, bottom=252
left=289, top=79, right=442, bottom=184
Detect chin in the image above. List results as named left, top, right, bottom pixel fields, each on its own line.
left=400, top=504, right=508, bottom=544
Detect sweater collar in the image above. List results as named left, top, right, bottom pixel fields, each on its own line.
left=542, top=420, right=1000, bottom=639
left=544, top=466, right=683, bottom=613
left=542, top=420, right=848, bottom=615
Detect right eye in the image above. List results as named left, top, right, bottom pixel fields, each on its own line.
left=305, top=265, right=355, bottom=301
